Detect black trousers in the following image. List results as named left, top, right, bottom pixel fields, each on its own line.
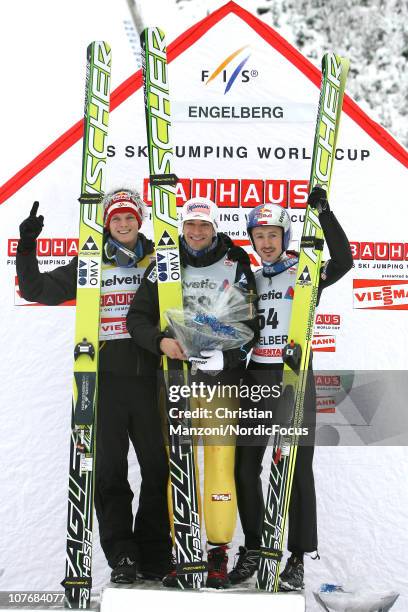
left=94, top=373, right=171, bottom=568
left=235, top=362, right=318, bottom=553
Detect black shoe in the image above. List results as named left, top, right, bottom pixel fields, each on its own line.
left=228, top=546, right=260, bottom=585
left=162, top=555, right=178, bottom=588
left=110, top=556, right=139, bottom=584
left=279, top=555, right=304, bottom=591
left=139, top=557, right=173, bottom=581
left=206, top=545, right=229, bottom=589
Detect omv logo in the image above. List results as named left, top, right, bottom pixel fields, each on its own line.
left=201, top=45, right=258, bottom=94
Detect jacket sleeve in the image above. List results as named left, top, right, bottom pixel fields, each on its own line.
left=16, top=245, right=77, bottom=305
left=318, top=210, right=353, bottom=293
left=126, top=263, right=164, bottom=356
left=223, top=247, right=260, bottom=371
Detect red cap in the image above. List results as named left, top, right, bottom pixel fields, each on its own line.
left=103, top=191, right=145, bottom=229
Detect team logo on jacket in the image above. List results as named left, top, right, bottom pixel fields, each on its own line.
left=147, top=267, right=157, bottom=283
left=284, top=286, right=294, bottom=300
left=237, top=272, right=248, bottom=288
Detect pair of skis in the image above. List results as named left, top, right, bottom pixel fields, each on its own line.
left=257, top=53, right=349, bottom=591
left=62, top=42, right=111, bottom=609
left=61, top=31, right=348, bottom=609
left=62, top=28, right=205, bottom=608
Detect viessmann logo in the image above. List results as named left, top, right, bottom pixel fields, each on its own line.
left=353, top=279, right=408, bottom=309
left=202, top=45, right=258, bottom=93
left=311, top=335, right=336, bottom=352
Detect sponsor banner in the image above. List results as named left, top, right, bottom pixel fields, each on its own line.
left=8, top=238, right=79, bottom=258
left=311, top=334, right=336, bottom=352
left=314, top=313, right=341, bottom=332
left=77, top=257, right=101, bottom=289
left=10, top=237, right=78, bottom=307
left=156, top=249, right=181, bottom=283
left=143, top=177, right=310, bottom=209
left=99, top=317, right=128, bottom=340
left=353, top=279, right=408, bottom=310
left=211, top=493, right=232, bottom=501
left=99, top=266, right=145, bottom=340
left=315, top=375, right=342, bottom=390
left=350, top=241, right=408, bottom=261
left=316, top=397, right=336, bottom=413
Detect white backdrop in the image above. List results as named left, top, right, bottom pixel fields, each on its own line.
left=1, top=2, right=407, bottom=610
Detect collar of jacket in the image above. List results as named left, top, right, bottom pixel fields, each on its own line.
left=180, top=232, right=234, bottom=268
left=102, top=231, right=154, bottom=266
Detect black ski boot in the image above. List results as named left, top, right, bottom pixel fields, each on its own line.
left=206, top=545, right=229, bottom=589
left=110, top=556, right=139, bottom=584
left=228, top=546, right=260, bottom=585
left=162, top=555, right=178, bottom=588
left=279, top=554, right=304, bottom=591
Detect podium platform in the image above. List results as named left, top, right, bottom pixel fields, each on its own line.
left=100, top=585, right=305, bottom=612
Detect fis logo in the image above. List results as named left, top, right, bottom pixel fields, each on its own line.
left=202, top=46, right=258, bottom=94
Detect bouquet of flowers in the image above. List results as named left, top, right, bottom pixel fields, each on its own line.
left=165, top=281, right=256, bottom=359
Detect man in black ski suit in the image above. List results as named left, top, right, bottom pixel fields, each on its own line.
left=126, top=197, right=260, bottom=589
left=229, top=186, right=353, bottom=591
left=16, top=189, right=172, bottom=583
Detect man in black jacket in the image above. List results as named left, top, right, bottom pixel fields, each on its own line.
left=16, top=189, right=172, bottom=583
left=229, top=187, right=353, bottom=591
left=126, top=197, right=259, bottom=589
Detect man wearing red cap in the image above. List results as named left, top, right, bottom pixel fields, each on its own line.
left=16, top=189, right=172, bottom=584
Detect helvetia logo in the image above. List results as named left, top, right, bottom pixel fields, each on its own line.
left=353, top=279, right=408, bottom=309
left=202, top=46, right=257, bottom=93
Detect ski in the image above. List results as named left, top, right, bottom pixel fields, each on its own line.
left=62, top=41, right=111, bottom=609
left=256, top=53, right=349, bottom=592
left=139, top=26, right=205, bottom=588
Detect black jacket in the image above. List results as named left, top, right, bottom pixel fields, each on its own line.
left=126, top=233, right=260, bottom=375
left=316, top=209, right=353, bottom=301
left=16, top=233, right=158, bottom=376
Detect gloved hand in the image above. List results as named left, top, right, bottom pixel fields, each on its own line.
left=189, top=350, right=224, bottom=373
left=308, top=185, right=330, bottom=214
left=19, top=201, right=44, bottom=251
